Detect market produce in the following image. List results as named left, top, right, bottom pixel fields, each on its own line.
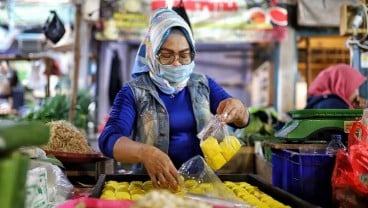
left=24, top=91, right=92, bottom=131
left=0, top=120, right=50, bottom=153
left=101, top=180, right=143, bottom=200
left=200, top=135, right=241, bottom=170
left=132, top=190, right=212, bottom=208
left=0, top=120, right=50, bottom=208
left=42, top=120, right=95, bottom=154
left=100, top=180, right=185, bottom=201
left=0, top=152, right=29, bottom=208
left=235, top=107, right=279, bottom=142
left=100, top=179, right=290, bottom=208
left=224, top=181, right=291, bottom=208
left=220, top=136, right=242, bottom=160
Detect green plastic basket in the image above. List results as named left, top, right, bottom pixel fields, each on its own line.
left=288, top=109, right=363, bottom=120
left=275, top=109, right=363, bottom=141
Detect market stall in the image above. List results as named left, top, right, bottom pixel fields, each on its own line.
left=3, top=0, right=368, bottom=208
left=263, top=109, right=368, bottom=207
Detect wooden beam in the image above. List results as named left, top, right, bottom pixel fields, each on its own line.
left=68, top=2, right=82, bottom=122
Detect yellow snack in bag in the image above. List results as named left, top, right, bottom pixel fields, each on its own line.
left=220, top=136, right=241, bottom=161
left=200, top=136, right=222, bottom=158
left=207, top=153, right=227, bottom=170
left=200, top=135, right=227, bottom=169
left=200, top=135, right=241, bottom=170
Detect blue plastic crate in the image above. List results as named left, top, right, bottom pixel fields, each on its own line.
left=271, top=149, right=336, bottom=207
left=271, top=149, right=288, bottom=188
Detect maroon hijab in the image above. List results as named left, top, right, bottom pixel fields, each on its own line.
left=307, top=64, right=366, bottom=108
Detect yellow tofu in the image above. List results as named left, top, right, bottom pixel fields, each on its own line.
left=220, top=136, right=241, bottom=161
left=227, top=135, right=242, bottom=150
left=208, top=153, right=227, bottom=170
left=115, top=191, right=131, bottom=200
left=200, top=136, right=222, bottom=158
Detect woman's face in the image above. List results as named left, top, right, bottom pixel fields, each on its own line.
left=159, top=32, right=191, bottom=66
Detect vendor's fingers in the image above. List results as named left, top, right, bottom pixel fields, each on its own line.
left=150, top=174, right=160, bottom=188
left=221, top=108, right=235, bottom=123
left=178, top=174, right=184, bottom=185
left=157, top=173, right=168, bottom=189
left=234, top=108, right=245, bottom=119
left=166, top=170, right=180, bottom=190
left=216, top=100, right=226, bottom=114
left=222, top=112, right=229, bottom=119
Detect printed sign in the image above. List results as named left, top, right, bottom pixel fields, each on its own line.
left=96, top=0, right=288, bottom=43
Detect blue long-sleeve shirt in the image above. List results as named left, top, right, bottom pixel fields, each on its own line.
left=98, top=76, right=233, bottom=168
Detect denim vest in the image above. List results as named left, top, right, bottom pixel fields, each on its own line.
left=127, top=72, right=212, bottom=173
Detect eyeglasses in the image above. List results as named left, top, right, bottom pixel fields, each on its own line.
left=156, top=51, right=195, bottom=65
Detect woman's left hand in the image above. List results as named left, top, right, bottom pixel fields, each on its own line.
left=216, top=97, right=249, bottom=127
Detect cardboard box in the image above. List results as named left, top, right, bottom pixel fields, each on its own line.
left=254, top=153, right=272, bottom=184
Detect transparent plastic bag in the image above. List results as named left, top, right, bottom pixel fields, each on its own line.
left=22, top=147, right=74, bottom=207
left=26, top=161, right=74, bottom=208
left=325, top=134, right=347, bottom=155
left=25, top=167, right=49, bottom=208
left=178, top=156, right=248, bottom=207
left=197, top=115, right=242, bottom=170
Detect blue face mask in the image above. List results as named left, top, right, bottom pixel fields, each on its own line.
left=158, top=62, right=195, bottom=83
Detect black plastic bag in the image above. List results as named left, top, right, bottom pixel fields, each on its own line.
left=43, top=10, right=65, bottom=44
left=172, top=0, right=192, bottom=32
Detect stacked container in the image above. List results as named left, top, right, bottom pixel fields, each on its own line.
left=271, top=109, right=362, bottom=207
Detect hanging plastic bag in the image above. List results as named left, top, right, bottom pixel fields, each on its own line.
left=197, top=115, right=242, bottom=170
left=43, top=10, right=66, bottom=44
left=331, top=121, right=368, bottom=207
left=172, top=0, right=192, bottom=32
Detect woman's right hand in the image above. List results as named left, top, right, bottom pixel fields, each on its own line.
left=141, top=145, right=180, bottom=190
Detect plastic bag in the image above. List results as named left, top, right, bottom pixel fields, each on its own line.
left=325, top=134, right=346, bottom=155
left=23, top=147, right=74, bottom=208
left=178, top=156, right=246, bottom=207
left=43, top=10, right=65, bottom=44
left=25, top=167, right=49, bottom=208
left=331, top=121, right=368, bottom=207
left=172, top=0, right=192, bottom=32
left=197, top=115, right=242, bottom=170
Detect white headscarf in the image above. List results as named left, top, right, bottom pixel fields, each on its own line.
left=131, top=8, right=195, bottom=95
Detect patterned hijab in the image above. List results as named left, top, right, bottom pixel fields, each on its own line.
left=307, top=64, right=366, bottom=108
left=131, top=8, right=195, bottom=94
